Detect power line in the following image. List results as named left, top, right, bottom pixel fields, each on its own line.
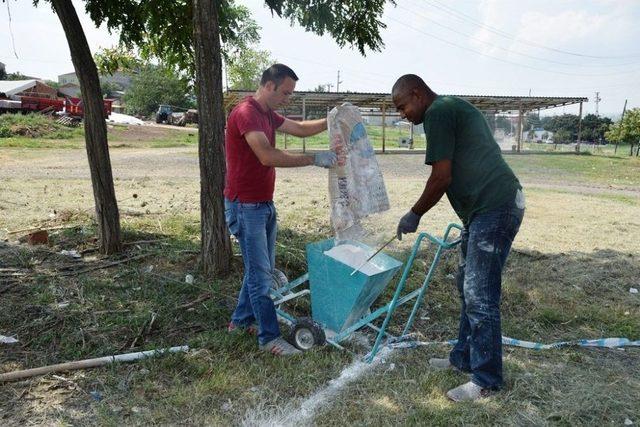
left=397, top=2, right=640, bottom=68
left=421, top=0, right=640, bottom=60
left=386, top=15, right=640, bottom=78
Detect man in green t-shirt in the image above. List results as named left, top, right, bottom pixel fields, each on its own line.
left=392, top=74, right=525, bottom=402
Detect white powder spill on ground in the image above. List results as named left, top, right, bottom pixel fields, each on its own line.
left=106, top=112, right=144, bottom=126
left=241, top=347, right=393, bottom=427
left=324, top=244, right=384, bottom=275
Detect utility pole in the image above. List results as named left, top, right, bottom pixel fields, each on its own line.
left=326, top=83, right=334, bottom=92
left=614, top=99, right=627, bottom=154
left=594, top=91, right=601, bottom=116
left=337, top=70, right=343, bottom=92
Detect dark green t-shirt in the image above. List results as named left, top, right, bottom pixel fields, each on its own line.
left=424, top=95, right=521, bottom=225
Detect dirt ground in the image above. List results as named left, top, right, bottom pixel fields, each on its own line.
left=0, top=132, right=639, bottom=425
left=1, top=145, right=638, bottom=255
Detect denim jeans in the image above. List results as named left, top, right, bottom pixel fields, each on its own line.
left=224, top=198, right=279, bottom=345
left=448, top=190, right=525, bottom=389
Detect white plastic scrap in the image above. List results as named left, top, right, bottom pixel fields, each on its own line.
left=1, top=335, right=19, bottom=344
left=60, top=249, right=81, bottom=259
left=324, top=244, right=384, bottom=275
left=185, top=274, right=194, bottom=284
left=630, top=288, right=638, bottom=294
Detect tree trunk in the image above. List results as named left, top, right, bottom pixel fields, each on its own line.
left=51, top=0, right=121, bottom=254
left=192, top=0, right=232, bottom=276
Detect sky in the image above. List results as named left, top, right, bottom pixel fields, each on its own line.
left=2, top=0, right=639, bottom=117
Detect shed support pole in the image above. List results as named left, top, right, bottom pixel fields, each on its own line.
left=576, top=101, right=583, bottom=153
left=382, top=102, right=386, bottom=154
left=302, top=97, right=306, bottom=153
left=516, top=109, right=523, bottom=153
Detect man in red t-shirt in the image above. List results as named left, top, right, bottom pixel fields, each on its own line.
left=224, top=63, right=336, bottom=356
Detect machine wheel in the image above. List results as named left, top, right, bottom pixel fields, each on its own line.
left=271, top=269, right=288, bottom=290
left=288, top=317, right=326, bottom=351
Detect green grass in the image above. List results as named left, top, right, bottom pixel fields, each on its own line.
left=0, top=148, right=639, bottom=425
left=0, top=113, right=84, bottom=140
left=504, top=152, right=640, bottom=187
left=2, top=205, right=639, bottom=425
left=276, top=124, right=422, bottom=150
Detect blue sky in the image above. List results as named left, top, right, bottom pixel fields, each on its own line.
left=2, top=0, right=639, bottom=117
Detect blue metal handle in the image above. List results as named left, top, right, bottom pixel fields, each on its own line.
left=366, top=223, right=462, bottom=362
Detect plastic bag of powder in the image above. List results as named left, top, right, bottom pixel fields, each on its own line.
left=327, top=103, right=389, bottom=239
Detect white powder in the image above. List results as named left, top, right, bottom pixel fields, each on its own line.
left=324, top=244, right=384, bottom=275
left=241, top=347, right=393, bottom=427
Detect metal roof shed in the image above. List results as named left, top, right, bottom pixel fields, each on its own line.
left=224, top=90, right=588, bottom=153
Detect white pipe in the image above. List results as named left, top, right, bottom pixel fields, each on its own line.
left=0, top=345, right=189, bottom=382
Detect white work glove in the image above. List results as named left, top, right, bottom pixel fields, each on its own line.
left=397, top=210, right=422, bottom=241
left=313, top=151, right=337, bottom=168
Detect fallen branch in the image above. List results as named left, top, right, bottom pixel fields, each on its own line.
left=0, top=345, right=189, bottom=382
left=7, top=224, right=82, bottom=235
left=176, top=293, right=212, bottom=310
left=58, top=253, right=153, bottom=276
left=126, top=312, right=158, bottom=350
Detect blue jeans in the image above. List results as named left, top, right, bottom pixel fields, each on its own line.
left=224, top=198, right=279, bottom=345
left=448, top=191, right=525, bottom=389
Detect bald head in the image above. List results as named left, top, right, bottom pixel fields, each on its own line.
left=391, top=74, right=436, bottom=125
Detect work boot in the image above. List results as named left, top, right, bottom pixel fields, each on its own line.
left=446, top=381, right=491, bottom=402
left=259, top=337, right=302, bottom=356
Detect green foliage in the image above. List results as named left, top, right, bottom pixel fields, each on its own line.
left=544, top=114, right=580, bottom=141
left=0, top=62, right=6, bottom=79
left=605, top=108, right=640, bottom=145
left=226, top=47, right=273, bottom=90
left=0, top=113, right=82, bottom=139
left=83, top=1, right=260, bottom=78
left=525, top=112, right=541, bottom=130
left=581, top=114, right=613, bottom=143
left=264, top=0, right=393, bottom=54
left=123, top=64, right=192, bottom=116
left=495, top=115, right=512, bottom=134
left=94, top=46, right=142, bottom=76
left=100, top=79, right=123, bottom=98
left=4, top=71, right=30, bottom=81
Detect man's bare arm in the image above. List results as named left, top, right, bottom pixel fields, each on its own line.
left=278, top=117, right=327, bottom=137
left=245, top=131, right=314, bottom=167
left=411, top=159, right=453, bottom=215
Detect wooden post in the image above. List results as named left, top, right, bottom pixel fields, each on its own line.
left=516, top=109, right=523, bottom=153
left=615, top=99, right=627, bottom=154
left=410, top=122, right=414, bottom=149
left=576, top=101, right=583, bottom=153
left=302, top=97, right=306, bottom=153
left=381, top=101, right=386, bottom=154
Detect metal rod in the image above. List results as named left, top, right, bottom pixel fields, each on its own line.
left=350, top=235, right=397, bottom=276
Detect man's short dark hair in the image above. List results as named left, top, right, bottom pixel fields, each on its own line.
left=392, top=74, right=431, bottom=97
left=260, top=64, right=299, bottom=88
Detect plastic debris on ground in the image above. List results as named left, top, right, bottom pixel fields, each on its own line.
left=630, top=287, right=638, bottom=294
left=106, top=112, right=144, bottom=126
left=324, top=244, right=384, bottom=276
left=60, top=249, right=82, bottom=259
left=0, top=335, right=19, bottom=344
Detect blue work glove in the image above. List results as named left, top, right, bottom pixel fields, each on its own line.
left=397, top=210, right=422, bottom=241
left=313, top=151, right=337, bottom=168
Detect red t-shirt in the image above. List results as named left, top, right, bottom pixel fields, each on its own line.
left=224, top=97, right=285, bottom=202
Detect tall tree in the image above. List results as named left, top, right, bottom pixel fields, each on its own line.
left=123, top=64, right=192, bottom=116
left=192, top=0, right=232, bottom=276
left=75, top=0, right=393, bottom=276
left=226, top=46, right=273, bottom=90
left=46, top=0, right=122, bottom=254
left=605, top=108, right=640, bottom=156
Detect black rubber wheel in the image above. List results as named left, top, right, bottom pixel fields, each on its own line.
left=288, top=317, right=326, bottom=351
